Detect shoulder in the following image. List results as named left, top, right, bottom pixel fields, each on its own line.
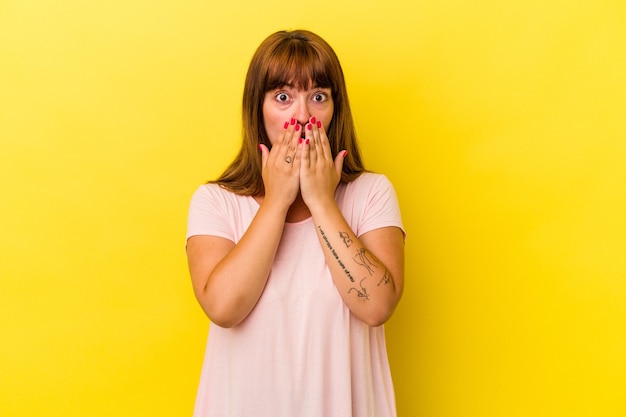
left=337, top=172, right=404, bottom=237
left=192, top=183, right=233, bottom=199
left=188, top=183, right=251, bottom=225
left=341, top=172, right=396, bottom=196
left=187, top=184, right=256, bottom=242
left=190, top=183, right=248, bottom=207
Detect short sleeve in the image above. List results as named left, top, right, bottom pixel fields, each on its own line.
left=186, top=184, right=236, bottom=242
left=357, top=174, right=405, bottom=239
left=338, top=173, right=405, bottom=240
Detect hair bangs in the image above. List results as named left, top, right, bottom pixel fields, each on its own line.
left=264, top=40, right=333, bottom=92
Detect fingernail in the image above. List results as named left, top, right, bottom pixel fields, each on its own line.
left=343, top=150, right=348, bottom=157
left=311, top=116, right=316, bottom=124
left=290, top=118, right=296, bottom=125
left=258, top=144, right=263, bottom=152
left=317, top=121, right=322, bottom=128
left=306, top=139, right=310, bottom=145
left=295, top=124, right=301, bottom=132
left=283, top=121, right=289, bottom=129
left=307, top=123, right=312, bottom=131
left=299, top=138, right=303, bottom=144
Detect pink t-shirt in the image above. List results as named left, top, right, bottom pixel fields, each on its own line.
left=187, top=172, right=404, bottom=417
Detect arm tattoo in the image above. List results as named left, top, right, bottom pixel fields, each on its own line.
left=354, top=248, right=378, bottom=275
left=377, top=269, right=393, bottom=287
left=318, top=226, right=355, bottom=282
left=339, top=231, right=353, bottom=248
left=348, top=278, right=370, bottom=300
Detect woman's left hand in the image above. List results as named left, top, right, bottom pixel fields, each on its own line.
left=299, top=117, right=347, bottom=211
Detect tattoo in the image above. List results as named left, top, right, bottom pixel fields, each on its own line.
left=377, top=269, right=393, bottom=287
left=354, top=248, right=378, bottom=275
left=339, top=231, right=353, bottom=248
left=318, top=226, right=355, bottom=282
left=348, top=278, right=370, bottom=300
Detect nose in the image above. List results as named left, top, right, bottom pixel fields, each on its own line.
left=293, top=98, right=311, bottom=125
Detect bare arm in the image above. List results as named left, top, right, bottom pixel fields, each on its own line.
left=312, top=207, right=404, bottom=326
left=300, top=120, right=404, bottom=326
left=186, top=121, right=302, bottom=328
left=186, top=198, right=289, bottom=328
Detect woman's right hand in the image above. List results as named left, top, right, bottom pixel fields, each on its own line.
left=258, top=118, right=303, bottom=208
left=188, top=120, right=304, bottom=328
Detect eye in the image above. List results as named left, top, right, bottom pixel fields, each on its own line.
left=275, top=92, right=291, bottom=103
left=312, top=92, right=328, bottom=103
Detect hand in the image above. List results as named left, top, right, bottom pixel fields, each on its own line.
left=299, top=117, right=347, bottom=210
left=258, top=119, right=303, bottom=208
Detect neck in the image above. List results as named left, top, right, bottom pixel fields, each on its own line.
left=285, top=193, right=311, bottom=223
left=253, top=192, right=311, bottom=223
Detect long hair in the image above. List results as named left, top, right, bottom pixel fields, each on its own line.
left=213, top=30, right=366, bottom=196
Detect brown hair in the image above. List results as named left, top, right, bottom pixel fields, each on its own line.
left=212, top=29, right=366, bottom=196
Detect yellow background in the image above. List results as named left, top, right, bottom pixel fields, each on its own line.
left=1, top=0, right=625, bottom=416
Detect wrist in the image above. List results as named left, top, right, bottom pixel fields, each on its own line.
left=258, top=194, right=292, bottom=218
left=306, top=195, right=339, bottom=217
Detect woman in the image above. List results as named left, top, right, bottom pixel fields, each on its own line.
left=186, top=29, right=405, bottom=417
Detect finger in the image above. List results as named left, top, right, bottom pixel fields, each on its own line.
left=304, top=123, right=317, bottom=166
left=259, top=144, right=269, bottom=167
left=280, top=123, right=298, bottom=165
left=334, top=150, right=347, bottom=177
left=296, top=134, right=308, bottom=169
left=307, top=117, right=327, bottom=162
left=276, top=119, right=295, bottom=148
left=291, top=123, right=302, bottom=150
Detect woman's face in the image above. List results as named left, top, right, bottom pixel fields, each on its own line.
left=262, top=84, right=334, bottom=145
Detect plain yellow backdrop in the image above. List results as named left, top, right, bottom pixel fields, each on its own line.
left=1, top=0, right=625, bottom=416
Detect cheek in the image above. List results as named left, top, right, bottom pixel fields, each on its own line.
left=321, top=107, right=334, bottom=130
left=321, top=102, right=334, bottom=125
left=262, top=115, right=282, bottom=144
left=261, top=106, right=274, bottom=142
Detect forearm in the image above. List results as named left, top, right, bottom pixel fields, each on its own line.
left=310, top=201, right=403, bottom=327
left=197, top=200, right=288, bottom=327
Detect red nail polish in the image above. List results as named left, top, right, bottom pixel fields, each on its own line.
left=307, top=123, right=312, bottom=131
left=295, top=124, right=300, bottom=132
left=317, top=121, right=322, bottom=128
left=299, top=138, right=303, bottom=144
left=258, top=144, right=263, bottom=152
left=343, top=150, right=348, bottom=157
left=311, top=116, right=316, bottom=124
left=305, top=139, right=310, bottom=145
left=290, top=118, right=296, bottom=125
left=283, top=121, right=289, bottom=129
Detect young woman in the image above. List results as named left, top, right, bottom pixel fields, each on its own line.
left=186, top=29, right=405, bottom=417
